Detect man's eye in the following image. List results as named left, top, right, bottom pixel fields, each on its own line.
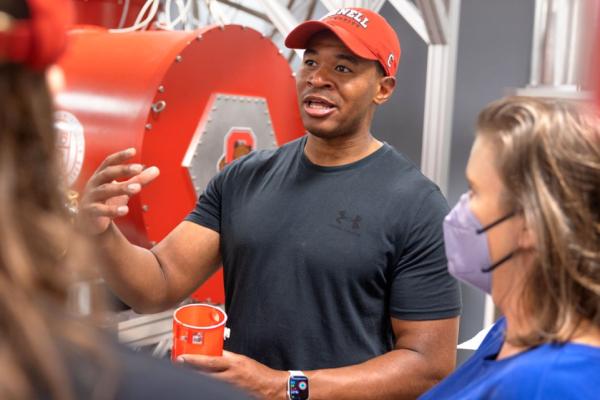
left=304, top=60, right=316, bottom=67
left=335, top=65, right=351, bottom=73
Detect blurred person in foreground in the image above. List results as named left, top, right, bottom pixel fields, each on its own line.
left=420, top=96, right=600, bottom=399
left=0, top=0, right=250, bottom=398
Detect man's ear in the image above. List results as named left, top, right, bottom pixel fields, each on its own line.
left=373, top=76, right=396, bottom=105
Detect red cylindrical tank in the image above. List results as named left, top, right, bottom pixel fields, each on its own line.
left=54, top=25, right=305, bottom=304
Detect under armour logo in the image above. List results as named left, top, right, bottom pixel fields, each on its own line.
left=336, top=210, right=361, bottom=230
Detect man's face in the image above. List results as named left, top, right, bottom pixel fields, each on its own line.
left=296, top=30, right=386, bottom=140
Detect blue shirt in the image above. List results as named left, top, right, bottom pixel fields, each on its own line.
left=420, top=317, right=600, bottom=399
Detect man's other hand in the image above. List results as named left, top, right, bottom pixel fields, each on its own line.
left=178, top=351, right=288, bottom=400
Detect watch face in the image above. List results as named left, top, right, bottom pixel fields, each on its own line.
left=289, top=376, right=309, bottom=400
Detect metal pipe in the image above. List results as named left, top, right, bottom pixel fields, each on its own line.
left=530, top=0, right=596, bottom=89
left=214, top=0, right=271, bottom=23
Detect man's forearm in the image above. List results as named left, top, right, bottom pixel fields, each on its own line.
left=96, top=222, right=170, bottom=313
left=300, top=349, right=448, bottom=400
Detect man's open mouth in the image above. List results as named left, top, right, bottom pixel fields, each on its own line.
left=303, top=96, right=337, bottom=117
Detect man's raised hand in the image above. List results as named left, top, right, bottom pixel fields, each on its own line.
left=77, top=148, right=160, bottom=235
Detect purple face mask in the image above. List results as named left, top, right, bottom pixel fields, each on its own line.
left=443, top=193, right=516, bottom=294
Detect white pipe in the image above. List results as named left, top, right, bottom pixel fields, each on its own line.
left=117, top=0, right=131, bottom=28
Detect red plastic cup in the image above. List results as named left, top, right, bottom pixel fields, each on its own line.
left=172, top=304, right=228, bottom=360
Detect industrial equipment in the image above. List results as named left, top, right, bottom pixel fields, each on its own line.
left=55, top=23, right=304, bottom=328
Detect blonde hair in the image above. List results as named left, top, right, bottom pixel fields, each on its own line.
left=477, top=96, right=600, bottom=346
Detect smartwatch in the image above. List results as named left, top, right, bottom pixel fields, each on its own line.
left=287, top=370, right=309, bottom=400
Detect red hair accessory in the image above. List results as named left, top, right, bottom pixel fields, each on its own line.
left=0, top=0, right=73, bottom=70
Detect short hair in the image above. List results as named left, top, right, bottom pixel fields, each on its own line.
left=375, top=61, right=386, bottom=77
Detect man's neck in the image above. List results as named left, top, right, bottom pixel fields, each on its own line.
left=303, top=132, right=383, bottom=167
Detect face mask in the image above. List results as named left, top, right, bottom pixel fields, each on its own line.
left=443, top=193, right=515, bottom=294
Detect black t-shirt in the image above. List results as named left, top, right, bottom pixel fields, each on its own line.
left=186, top=136, right=461, bottom=370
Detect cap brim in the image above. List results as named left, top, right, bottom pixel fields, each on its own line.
left=284, top=20, right=377, bottom=62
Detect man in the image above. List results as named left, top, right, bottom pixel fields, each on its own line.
left=79, top=8, right=461, bottom=400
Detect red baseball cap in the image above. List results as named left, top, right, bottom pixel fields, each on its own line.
left=0, top=0, right=73, bottom=70
left=285, top=7, right=401, bottom=76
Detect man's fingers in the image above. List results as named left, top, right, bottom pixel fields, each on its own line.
left=88, top=163, right=145, bottom=188
left=178, top=354, right=229, bottom=373
left=127, top=166, right=160, bottom=187
left=83, top=202, right=130, bottom=218
left=86, top=181, right=140, bottom=203
left=96, top=148, right=137, bottom=171
left=106, top=194, right=131, bottom=208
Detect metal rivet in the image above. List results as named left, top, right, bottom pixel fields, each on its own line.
left=142, top=204, right=149, bottom=212
left=145, top=123, right=152, bottom=130
left=278, top=49, right=283, bottom=55
left=152, top=100, right=167, bottom=113
left=292, top=72, right=296, bottom=78
left=176, top=55, right=183, bottom=62
left=196, top=34, right=203, bottom=41
left=158, top=85, right=165, bottom=93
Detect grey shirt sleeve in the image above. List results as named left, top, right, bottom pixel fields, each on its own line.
left=389, top=189, right=462, bottom=320
left=185, top=171, right=224, bottom=233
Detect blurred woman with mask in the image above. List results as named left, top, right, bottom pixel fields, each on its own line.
left=0, top=0, right=249, bottom=398
left=420, top=96, right=600, bottom=399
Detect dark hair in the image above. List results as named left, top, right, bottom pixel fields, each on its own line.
left=477, top=96, right=600, bottom=346
left=375, top=61, right=386, bottom=77
left=0, top=1, right=117, bottom=399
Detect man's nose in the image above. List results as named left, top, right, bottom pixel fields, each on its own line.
left=307, top=66, right=333, bottom=89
